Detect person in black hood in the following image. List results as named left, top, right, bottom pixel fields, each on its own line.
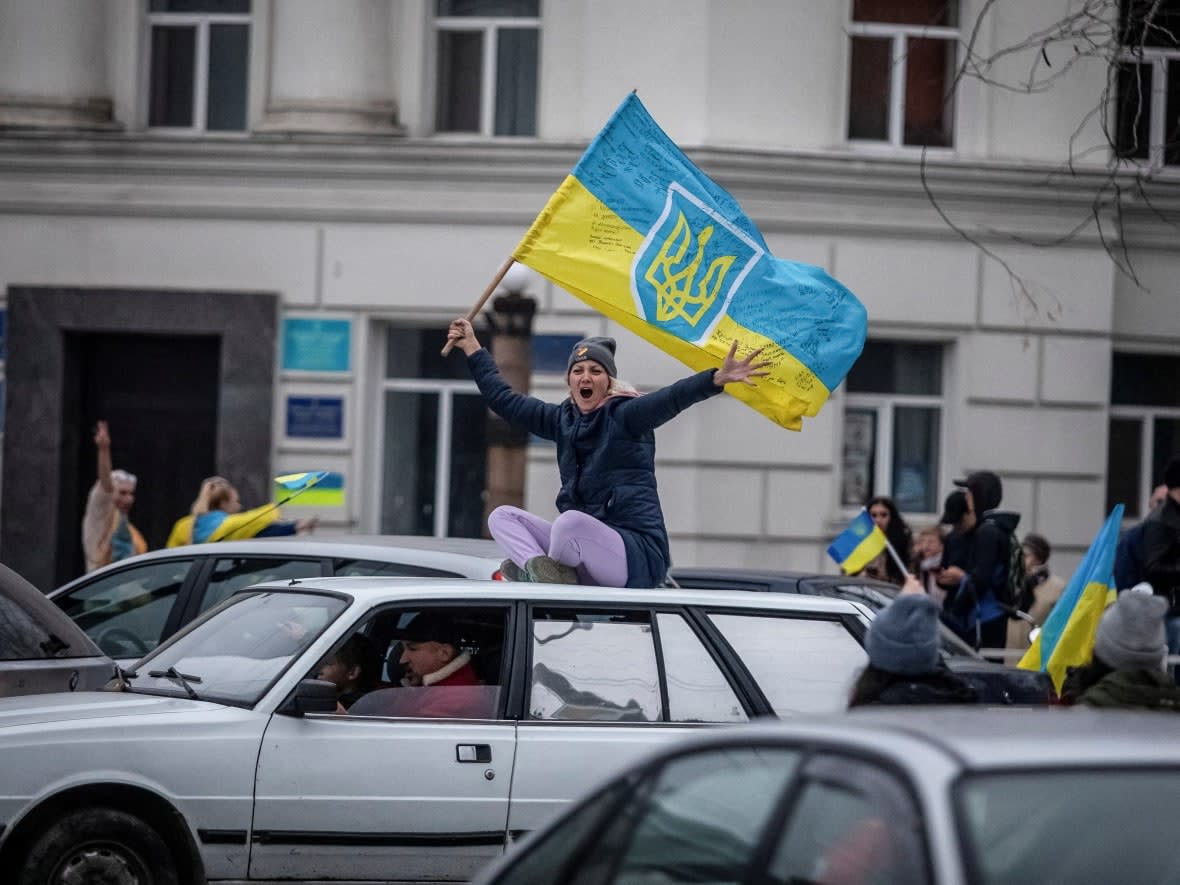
left=849, top=579, right=979, bottom=707
left=938, top=470, right=1020, bottom=650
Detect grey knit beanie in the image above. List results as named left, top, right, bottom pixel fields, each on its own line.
left=567, top=337, right=617, bottom=378
left=1093, top=592, right=1168, bottom=671
left=865, top=594, right=941, bottom=675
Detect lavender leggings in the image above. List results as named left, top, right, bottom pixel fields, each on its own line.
left=487, top=505, right=629, bottom=587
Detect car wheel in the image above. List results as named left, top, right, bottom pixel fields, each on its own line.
left=19, top=806, right=179, bottom=885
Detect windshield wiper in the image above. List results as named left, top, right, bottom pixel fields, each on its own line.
left=147, top=666, right=202, bottom=700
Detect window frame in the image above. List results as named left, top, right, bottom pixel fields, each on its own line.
left=1116, top=48, right=1180, bottom=169
left=143, top=5, right=252, bottom=135
left=846, top=8, right=960, bottom=150
left=431, top=6, right=541, bottom=137
left=1108, top=405, right=1180, bottom=517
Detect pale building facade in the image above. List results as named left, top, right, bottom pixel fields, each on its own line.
left=0, top=0, right=1177, bottom=589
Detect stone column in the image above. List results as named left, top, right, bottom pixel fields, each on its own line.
left=257, top=0, right=400, bottom=134
left=0, top=0, right=117, bottom=129
left=483, top=292, right=537, bottom=532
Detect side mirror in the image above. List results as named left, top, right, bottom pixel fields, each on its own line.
left=279, top=678, right=339, bottom=716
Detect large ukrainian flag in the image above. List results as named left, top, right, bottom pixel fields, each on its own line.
left=827, top=509, right=889, bottom=575
left=513, top=94, right=867, bottom=431
left=1018, top=504, right=1123, bottom=693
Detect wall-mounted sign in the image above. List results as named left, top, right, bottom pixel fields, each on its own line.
left=282, top=317, right=351, bottom=372
left=286, top=396, right=345, bottom=439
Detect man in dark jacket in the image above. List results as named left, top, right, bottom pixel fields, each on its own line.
left=1142, top=456, right=1180, bottom=655
left=939, top=470, right=1020, bottom=650
left=1114, top=483, right=1167, bottom=591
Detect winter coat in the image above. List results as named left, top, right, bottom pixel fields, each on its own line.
left=1143, top=496, right=1180, bottom=614
left=947, top=510, right=1020, bottom=629
left=1006, top=567, right=1066, bottom=650
left=1078, top=668, right=1180, bottom=711
left=467, top=348, right=721, bottom=588
left=347, top=662, right=491, bottom=718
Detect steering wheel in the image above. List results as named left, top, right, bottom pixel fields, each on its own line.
left=96, top=627, right=150, bottom=658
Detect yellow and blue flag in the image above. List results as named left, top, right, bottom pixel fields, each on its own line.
left=1018, top=504, right=1123, bottom=693
left=827, top=509, right=889, bottom=575
left=274, top=471, right=344, bottom=507
left=512, top=93, right=867, bottom=431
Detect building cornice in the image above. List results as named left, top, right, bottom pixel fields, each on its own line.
left=0, top=133, right=1177, bottom=245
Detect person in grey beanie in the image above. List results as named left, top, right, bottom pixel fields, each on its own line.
left=1067, top=592, right=1180, bottom=711
left=447, top=317, right=770, bottom=588
left=849, top=580, right=979, bottom=707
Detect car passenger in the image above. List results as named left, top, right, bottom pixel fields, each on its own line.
left=849, top=577, right=979, bottom=707
left=318, top=633, right=383, bottom=710
left=348, top=611, right=494, bottom=719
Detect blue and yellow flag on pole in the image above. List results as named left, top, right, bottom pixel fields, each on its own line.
left=274, top=471, right=344, bottom=507
left=1018, top=504, right=1124, bottom=693
left=512, top=93, right=867, bottom=431
left=827, top=509, right=889, bottom=575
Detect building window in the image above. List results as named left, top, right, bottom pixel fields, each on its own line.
left=434, top=0, right=540, bottom=136
left=842, top=341, right=943, bottom=515
left=379, top=326, right=487, bottom=539
left=847, top=0, right=958, bottom=148
left=147, top=0, right=251, bottom=133
left=1106, top=352, right=1180, bottom=519
left=1116, top=0, right=1180, bottom=167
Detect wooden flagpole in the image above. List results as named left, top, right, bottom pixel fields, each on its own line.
left=441, top=257, right=516, bottom=356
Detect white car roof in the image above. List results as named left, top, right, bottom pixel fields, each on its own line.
left=241, top=575, right=872, bottom=617
left=666, top=707, right=1180, bottom=771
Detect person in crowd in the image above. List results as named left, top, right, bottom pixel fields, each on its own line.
left=1115, top=483, right=1168, bottom=591
left=937, top=489, right=973, bottom=592
left=349, top=611, right=493, bottom=719
left=166, top=476, right=317, bottom=546
left=1142, top=458, right=1180, bottom=655
left=446, top=317, right=770, bottom=588
left=1059, top=590, right=1180, bottom=710
left=1006, top=533, right=1067, bottom=651
left=82, top=420, right=148, bottom=572
left=912, top=524, right=946, bottom=605
left=848, top=575, right=979, bottom=707
left=857, top=496, right=912, bottom=586
left=318, top=633, right=384, bottom=711
left=938, top=470, right=1019, bottom=650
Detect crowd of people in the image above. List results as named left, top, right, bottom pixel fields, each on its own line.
left=80, top=421, right=317, bottom=574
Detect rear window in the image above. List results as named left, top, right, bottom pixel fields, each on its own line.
left=957, top=769, right=1180, bottom=883
left=0, top=594, right=84, bottom=660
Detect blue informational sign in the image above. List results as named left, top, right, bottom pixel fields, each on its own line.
left=285, top=396, right=345, bottom=439
left=282, top=317, right=351, bottom=372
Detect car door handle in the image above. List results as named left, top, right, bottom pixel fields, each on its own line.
left=456, top=744, right=492, bottom=763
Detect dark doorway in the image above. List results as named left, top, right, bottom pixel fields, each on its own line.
left=58, top=333, right=220, bottom=579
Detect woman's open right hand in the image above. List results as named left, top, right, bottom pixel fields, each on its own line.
left=448, top=318, right=482, bottom=356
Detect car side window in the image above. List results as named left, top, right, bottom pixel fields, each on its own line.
left=0, top=594, right=67, bottom=660
left=708, top=613, right=867, bottom=715
left=54, top=559, right=195, bottom=658
left=576, top=747, right=801, bottom=885
left=332, top=558, right=461, bottom=578
left=200, top=557, right=322, bottom=614
left=656, top=613, right=747, bottom=723
left=767, top=755, right=930, bottom=885
left=529, top=608, right=661, bottom=722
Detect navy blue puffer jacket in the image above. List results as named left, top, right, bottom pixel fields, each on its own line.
left=467, top=348, right=721, bottom=588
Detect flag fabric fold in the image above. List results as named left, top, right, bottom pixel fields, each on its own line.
left=512, top=93, right=867, bottom=431
left=827, top=509, right=888, bottom=576
left=274, top=470, right=343, bottom=507
left=1018, top=504, right=1124, bottom=692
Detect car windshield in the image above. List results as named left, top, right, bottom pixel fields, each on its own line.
left=126, top=590, right=347, bottom=707
left=956, top=768, right=1180, bottom=883
left=831, top=583, right=978, bottom=658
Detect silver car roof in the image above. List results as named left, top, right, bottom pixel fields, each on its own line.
left=52, top=534, right=505, bottom=594
left=648, top=707, right=1180, bottom=771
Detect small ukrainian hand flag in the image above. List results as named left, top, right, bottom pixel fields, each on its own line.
left=827, top=509, right=889, bottom=575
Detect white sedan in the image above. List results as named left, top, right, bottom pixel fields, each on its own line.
left=0, top=576, right=965, bottom=883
